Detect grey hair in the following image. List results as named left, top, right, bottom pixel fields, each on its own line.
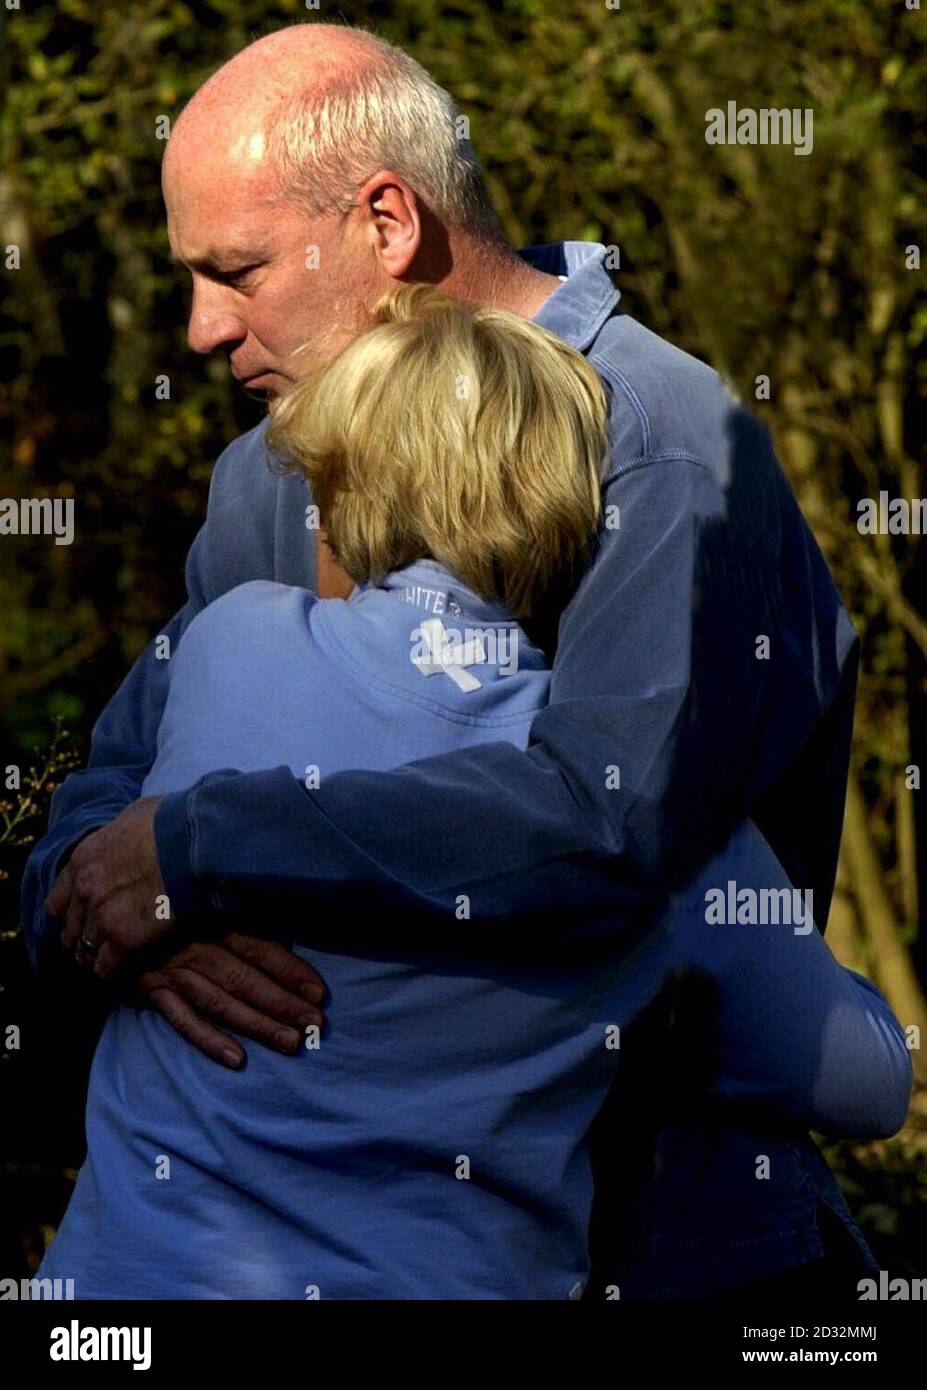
left=264, top=31, right=509, bottom=247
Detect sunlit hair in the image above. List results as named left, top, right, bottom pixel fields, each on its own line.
left=267, top=283, right=607, bottom=621
left=265, top=29, right=508, bottom=248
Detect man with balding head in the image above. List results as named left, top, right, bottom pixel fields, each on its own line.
left=25, top=22, right=890, bottom=1298
left=162, top=26, right=556, bottom=391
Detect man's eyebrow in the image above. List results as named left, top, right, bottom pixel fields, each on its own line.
left=169, top=248, right=268, bottom=270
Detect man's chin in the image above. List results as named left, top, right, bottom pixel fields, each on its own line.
left=239, top=371, right=291, bottom=403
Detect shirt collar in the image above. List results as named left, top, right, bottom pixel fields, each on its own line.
left=365, top=560, right=519, bottom=628
left=519, top=241, right=620, bottom=351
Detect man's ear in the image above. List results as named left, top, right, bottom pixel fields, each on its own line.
left=362, top=171, right=421, bottom=279
left=316, top=531, right=355, bottom=599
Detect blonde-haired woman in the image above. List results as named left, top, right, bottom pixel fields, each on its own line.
left=269, top=280, right=605, bottom=624
left=40, top=286, right=909, bottom=1299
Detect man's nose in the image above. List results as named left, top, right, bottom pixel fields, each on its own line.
left=187, top=281, right=247, bottom=356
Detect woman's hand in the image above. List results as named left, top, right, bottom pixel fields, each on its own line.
left=132, top=933, right=327, bottom=1069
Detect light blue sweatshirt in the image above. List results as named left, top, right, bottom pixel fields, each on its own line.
left=39, top=560, right=911, bottom=1299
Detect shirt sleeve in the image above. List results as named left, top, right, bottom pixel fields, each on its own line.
left=19, top=564, right=205, bottom=982
left=154, top=410, right=857, bottom=944
left=701, top=935, right=912, bottom=1139
left=665, top=821, right=913, bottom=1138
left=19, top=424, right=279, bottom=982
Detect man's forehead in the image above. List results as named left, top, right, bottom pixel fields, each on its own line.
left=163, top=115, right=277, bottom=197
left=165, top=158, right=286, bottom=264
left=165, top=185, right=278, bottom=258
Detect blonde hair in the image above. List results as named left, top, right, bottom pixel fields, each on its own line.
left=267, top=283, right=607, bottom=621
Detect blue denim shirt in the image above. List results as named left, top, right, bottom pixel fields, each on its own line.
left=23, top=242, right=909, bottom=1297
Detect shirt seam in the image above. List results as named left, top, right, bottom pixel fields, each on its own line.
left=591, top=356, right=653, bottom=456
left=600, top=449, right=719, bottom=489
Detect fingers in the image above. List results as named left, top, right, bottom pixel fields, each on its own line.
left=52, top=863, right=101, bottom=972
left=92, top=939, right=124, bottom=980
left=170, top=956, right=326, bottom=1050
left=46, top=826, right=102, bottom=919
left=46, top=861, right=75, bottom=920
left=191, top=940, right=325, bottom=1027
left=167, top=965, right=322, bottom=1055
left=53, top=808, right=167, bottom=973
left=137, top=940, right=325, bottom=1060
left=60, top=877, right=89, bottom=955
left=223, top=932, right=326, bottom=1003
left=139, top=980, right=245, bottom=1070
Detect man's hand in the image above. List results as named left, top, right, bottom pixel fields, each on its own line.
left=49, top=796, right=169, bottom=977
left=47, top=811, right=328, bottom=1068
left=133, top=933, right=326, bottom=1070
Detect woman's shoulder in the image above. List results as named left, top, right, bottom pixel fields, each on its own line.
left=313, top=577, right=551, bottom=721
left=201, top=578, right=316, bottom=617
left=180, top=580, right=317, bottom=653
